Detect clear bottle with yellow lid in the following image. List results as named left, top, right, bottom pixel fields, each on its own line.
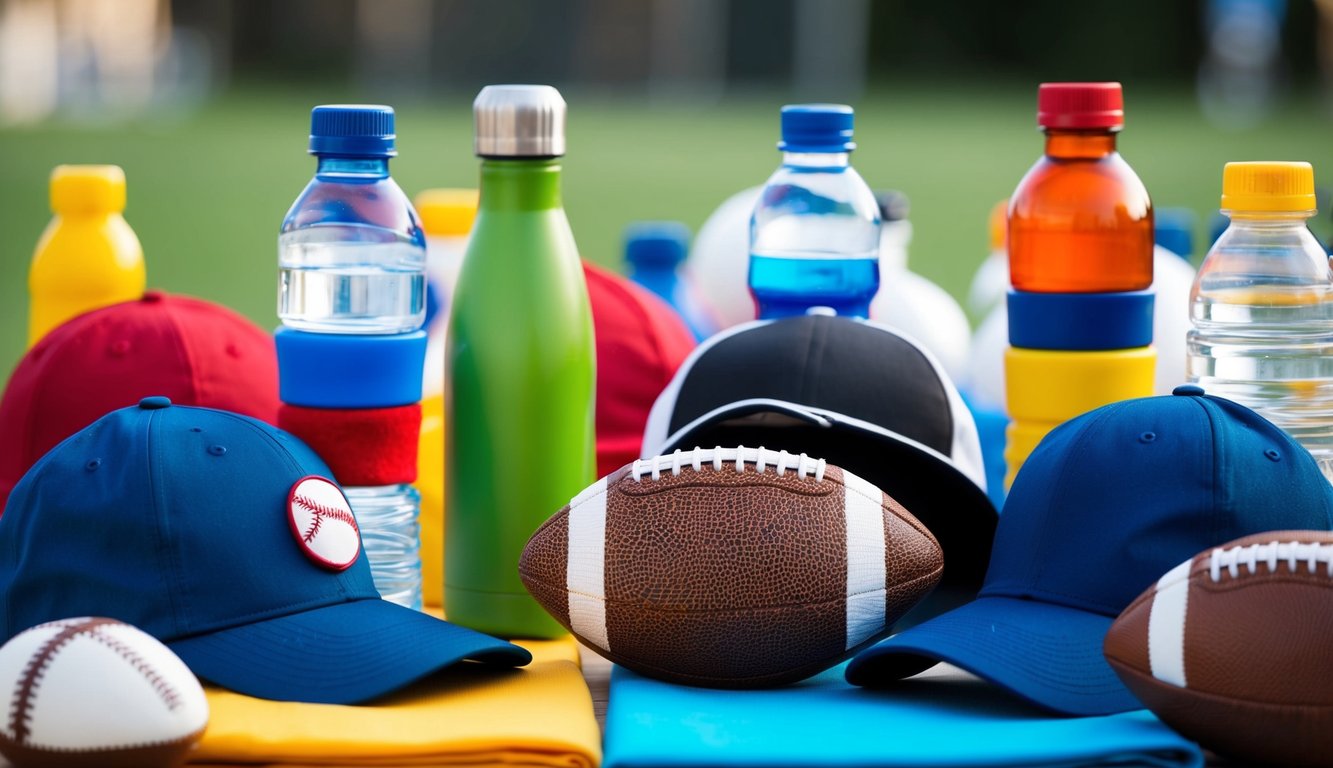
left=1187, top=161, right=1333, bottom=480
left=28, top=165, right=145, bottom=346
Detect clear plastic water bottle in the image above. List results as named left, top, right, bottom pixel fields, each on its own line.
left=279, top=105, right=426, bottom=333
left=344, top=485, right=421, bottom=608
left=1188, top=161, right=1333, bottom=481
left=748, top=104, right=881, bottom=319
left=278, top=104, right=426, bottom=609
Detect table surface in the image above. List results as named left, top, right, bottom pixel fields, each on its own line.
left=576, top=646, right=1233, bottom=766
left=578, top=644, right=613, bottom=729
left=0, top=646, right=1227, bottom=766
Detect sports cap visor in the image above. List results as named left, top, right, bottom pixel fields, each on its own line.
left=845, top=596, right=1142, bottom=716
left=169, top=597, right=532, bottom=704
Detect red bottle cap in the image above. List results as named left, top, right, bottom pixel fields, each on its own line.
left=1037, top=82, right=1124, bottom=130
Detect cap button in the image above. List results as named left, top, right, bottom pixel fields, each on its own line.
left=141, top=291, right=163, bottom=304
left=1173, top=384, right=1205, bottom=397
left=138, top=396, right=172, bottom=409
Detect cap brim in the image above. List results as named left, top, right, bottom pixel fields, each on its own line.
left=658, top=399, right=997, bottom=620
left=844, top=596, right=1142, bottom=716
left=168, top=597, right=532, bottom=704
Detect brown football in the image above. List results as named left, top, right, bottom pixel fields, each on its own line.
left=1104, top=530, right=1333, bottom=768
left=519, top=446, right=943, bottom=688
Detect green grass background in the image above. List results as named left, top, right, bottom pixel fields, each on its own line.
left=1, top=82, right=1330, bottom=378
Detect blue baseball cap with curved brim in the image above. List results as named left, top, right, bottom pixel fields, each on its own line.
left=0, top=398, right=530, bottom=704
left=846, top=386, right=1333, bottom=716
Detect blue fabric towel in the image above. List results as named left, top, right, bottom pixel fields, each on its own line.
left=604, top=663, right=1203, bottom=768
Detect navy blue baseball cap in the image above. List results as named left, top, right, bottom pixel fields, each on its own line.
left=845, top=386, right=1333, bottom=715
left=0, top=397, right=530, bottom=704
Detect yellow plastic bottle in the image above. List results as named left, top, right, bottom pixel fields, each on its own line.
left=29, top=165, right=145, bottom=346
left=413, top=189, right=477, bottom=612
left=417, top=392, right=446, bottom=611
left=415, top=188, right=478, bottom=397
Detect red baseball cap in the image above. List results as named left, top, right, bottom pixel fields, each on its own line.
left=584, top=262, right=695, bottom=477
left=0, top=291, right=279, bottom=511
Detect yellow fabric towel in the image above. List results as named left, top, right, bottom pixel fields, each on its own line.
left=190, top=636, right=598, bottom=767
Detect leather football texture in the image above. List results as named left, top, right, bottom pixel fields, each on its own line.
left=1104, top=530, right=1333, bottom=768
left=520, top=446, right=943, bottom=688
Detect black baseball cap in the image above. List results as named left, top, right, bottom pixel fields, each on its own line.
left=642, top=314, right=998, bottom=619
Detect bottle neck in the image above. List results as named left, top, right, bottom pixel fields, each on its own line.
left=315, top=156, right=391, bottom=179
left=781, top=151, right=850, bottom=169
left=54, top=206, right=118, bottom=219
left=1043, top=129, right=1118, bottom=159
left=1225, top=211, right=1316, bottom=225
left=478, top=158, right=563, bottom=211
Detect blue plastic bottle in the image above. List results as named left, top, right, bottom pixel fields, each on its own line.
left=278, top=104, right=426, bottom=610
left=748, top=104, right=881, bottom=319
left=624, top=221, right=716, bottom=341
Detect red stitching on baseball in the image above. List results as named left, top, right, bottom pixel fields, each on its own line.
left=84, top=628, right=185, bottom=712
left=293, top=494, right=359, bottom=542
left=305, top=512, right=323, bottom=542
left=10, top=618, right=121, bottom=745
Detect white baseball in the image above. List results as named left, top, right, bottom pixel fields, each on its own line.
left=288, top=476, right=361, bottom=571
left=0, top=618, right=208, bottom=766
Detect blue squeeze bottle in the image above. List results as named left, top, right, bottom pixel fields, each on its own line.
left=624, top=221, right=717, bottom=341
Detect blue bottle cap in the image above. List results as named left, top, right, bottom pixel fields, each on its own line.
left=309, top=105, right=397, bottom=158
left=778, top=104, right=855, bottom=153
left=624, top=221, right=691, bottom=268
left=1154, top=207, right=1196, bottom=261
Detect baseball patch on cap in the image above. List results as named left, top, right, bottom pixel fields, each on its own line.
left=287, top=476, right=360, bottom=571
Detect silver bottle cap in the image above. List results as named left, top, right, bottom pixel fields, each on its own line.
left=473, top=85, right=566, bottom=158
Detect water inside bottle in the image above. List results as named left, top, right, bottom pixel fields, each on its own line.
left=279, top=240, right=425, bottom=333
left=1189, top=283, right=1333, bottom=481
left=345, top=484, right=422, bottom=610
left=749, top=250, right=879, bottom=317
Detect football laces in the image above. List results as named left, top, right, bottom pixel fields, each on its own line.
left=631, top=446, right=827, bottom=484
left=1209, top=540, right=1333, bottom=582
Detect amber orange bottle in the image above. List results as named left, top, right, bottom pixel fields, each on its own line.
left=1008, top=82, right=1153, bottom=293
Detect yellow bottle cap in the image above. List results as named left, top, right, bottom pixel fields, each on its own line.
left=988, top=198, right=1008, bottom=251
left=415, top=188, right=478, bottom=237
left=49, top=165, right=127, bottom=215
left=1220, top=161, right=1315, bottom=213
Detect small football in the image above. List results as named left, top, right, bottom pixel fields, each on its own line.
left=520, top=446, right=943, bottom=688
left=0, top=617, right=209, bottom=768
left=1104, top=530, right=1333, bottom=768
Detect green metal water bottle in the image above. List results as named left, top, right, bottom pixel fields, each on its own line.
left=445, top=85, right=596, bottom=638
